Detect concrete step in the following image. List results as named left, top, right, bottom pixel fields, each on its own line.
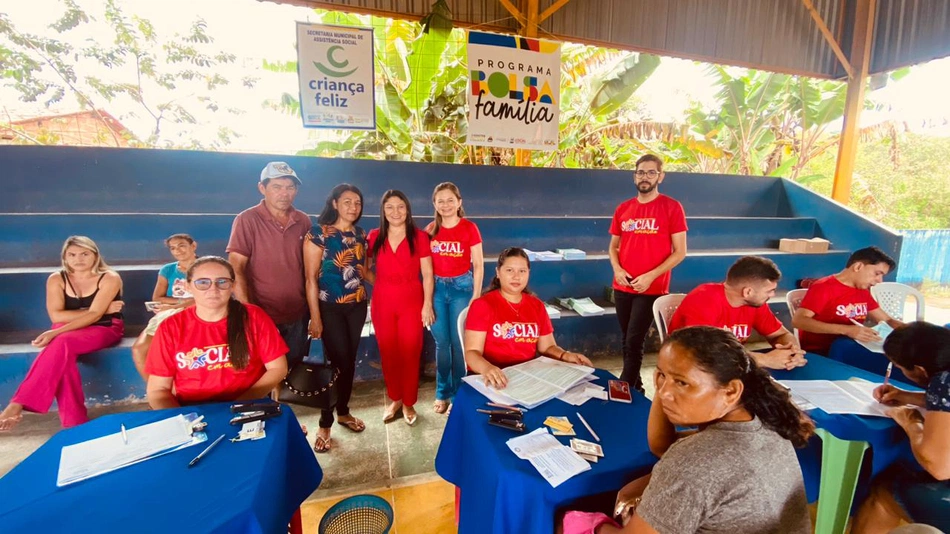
left=0, top=214, right=820, bottom=267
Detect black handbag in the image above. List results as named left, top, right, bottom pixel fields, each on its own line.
left=279, top=362, right=339, bottom=410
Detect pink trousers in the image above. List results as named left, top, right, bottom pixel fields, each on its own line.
left=12, top=320, right=123, bottom=427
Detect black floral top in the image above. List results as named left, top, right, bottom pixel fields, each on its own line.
left=926, top=370, right=950, bottom=412
left=308, top=224, right=367, bottom=304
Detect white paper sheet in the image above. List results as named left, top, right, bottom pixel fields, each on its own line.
left=57, top=414, right=198, bottom=486
left=506, top=428, right=590, bottom=487
left=778, top=379, right=889, bottom=417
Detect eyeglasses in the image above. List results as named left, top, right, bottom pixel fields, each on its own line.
left=192, top=278, right=234, bottom=291
left=635, top=170, right=660, bottom=178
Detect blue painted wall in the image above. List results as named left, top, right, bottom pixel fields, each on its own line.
left=0, top=146, right=904, bottom=408
left=897, top=230, right=950, bottom=286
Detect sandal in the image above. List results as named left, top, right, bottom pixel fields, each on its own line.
left=313, top=435, right=331, bottom=453
left=433, top=400, right=449, bottom=414
left=337, top=416, right=365, bottom=433
left=404, top=407, right=418, bottom=427
left=383, top=404, right=403, bottom=423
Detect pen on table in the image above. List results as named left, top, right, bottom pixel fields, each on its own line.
left=189, top=434, right=226, bottom=468
left=487, top=402, right=526, bottom=412
left=576, top=412, right=600, bottom=442
left=120, top=424, right=128, bottom=445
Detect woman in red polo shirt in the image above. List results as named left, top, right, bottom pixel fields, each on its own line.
left=145, top=256, right=289, bottom=408
left=464, top=247, right=592, bottom=388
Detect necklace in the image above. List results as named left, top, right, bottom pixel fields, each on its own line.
left=502, top=293, right=523, bottom=317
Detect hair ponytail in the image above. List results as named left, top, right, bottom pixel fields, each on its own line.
left=740, top=360, right=815, bottom=448
left=665, top=327, right=815, bottom=448
left=226, top=298, right=250, bottom=370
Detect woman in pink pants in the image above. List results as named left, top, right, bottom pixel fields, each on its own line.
left=0, top=236, right=124, bottom=430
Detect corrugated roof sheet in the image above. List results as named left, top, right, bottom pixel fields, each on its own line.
left=289, top=0, right=950, bottom=77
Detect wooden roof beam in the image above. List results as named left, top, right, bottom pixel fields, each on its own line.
left=802, top=0, right=853, bottom=78
left=539, top=0, right=572, bottom=23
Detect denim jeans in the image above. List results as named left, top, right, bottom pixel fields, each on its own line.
left=432, top=271, right=474, bottom=401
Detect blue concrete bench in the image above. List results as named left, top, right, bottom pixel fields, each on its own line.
left=0, top=249, right=849, bottom=343
left=0, top=214, right=821, bottom=267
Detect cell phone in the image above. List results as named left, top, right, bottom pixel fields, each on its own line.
left=608, top=380, right=633, bottom=403
left=145, top=301, right=162, bottom=312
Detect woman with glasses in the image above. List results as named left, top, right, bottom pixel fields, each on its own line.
left=145, top=256, right=289, bottom=409
left=0, top=236, right=124, bottom=431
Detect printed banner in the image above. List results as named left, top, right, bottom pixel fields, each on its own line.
left=467, top=31, right=561, bottom=151
left=296, top=22, right=375, bottom=129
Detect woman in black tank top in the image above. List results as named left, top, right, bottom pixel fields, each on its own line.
left=0, top=236, right=125, bottom=431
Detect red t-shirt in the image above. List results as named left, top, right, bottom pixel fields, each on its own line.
left=465, top=291, right=554, bottom=368
left=798, top=275, right=881, bottom=354
left=146, top=304, right=288, bottom=404
left=367, top=228, right=431, bottom=291
left=425, top=219, right=483, bottom=278
left=609, top=194, right=688, bottom=295
left=667, top=283, right=784, bottom=343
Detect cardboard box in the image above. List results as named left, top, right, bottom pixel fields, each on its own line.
left=779, top=237, right=831, bottom=254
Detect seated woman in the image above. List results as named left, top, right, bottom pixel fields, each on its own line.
left=464, top=247, right=592, bottom=389
left=145, top=256, right=288, bottom=409
left=562, top=326, right=812, bottom=534
left=131, top=233, right=198, bottom=382
left=0, top=236, right=124, bottom=430
left=852, top=322, right=950, bottom=534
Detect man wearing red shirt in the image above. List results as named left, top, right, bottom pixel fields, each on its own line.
left=609, top=154, right=688, bottom=391
left=668, top=256, right=806, bottom=370
left=793, top=246, right=904, bottom=355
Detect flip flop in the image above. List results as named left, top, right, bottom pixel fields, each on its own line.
left=337, top=416, right=365, bottom=433
left=313, top=435, right=331, bottom=453
left=433, top=400, right=449, bottom=414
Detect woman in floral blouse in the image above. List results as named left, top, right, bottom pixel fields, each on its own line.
left=304, top=183, right=374, bottom=453
left=853, top=322, right=950, bottom=533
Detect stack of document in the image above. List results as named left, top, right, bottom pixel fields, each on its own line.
left=778, top=378, right=891, bottom=417
left=462, top=356, right=596, bottom=409
left=557, top=380, right=607, bottom=405
left=524, top=249, right=564, bottom=261
left=556, top=248, right=587, bottom=260
left=57, top=414, right=205, bottom=487
left=556, top=297, right=605, bottom=317
left=506, top=428, right=590, bottom=487
left=544, top=303, right=562, bottom=319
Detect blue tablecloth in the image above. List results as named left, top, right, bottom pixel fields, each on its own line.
left=435, top=369, right=657, bottom=534
left=0, top=402, right=322, bottom=534
left=773, top=355, right=919, bottom=503
left=827, top=337, right=911, bottom=383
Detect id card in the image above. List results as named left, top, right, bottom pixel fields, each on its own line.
left=570, top=438, right=604, bottom=457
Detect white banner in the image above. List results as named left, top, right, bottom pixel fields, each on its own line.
left=296, top=22, right=375, bottom=129
left=466, top=31, right=561, bottom=151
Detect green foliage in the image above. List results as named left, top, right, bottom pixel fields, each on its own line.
left=0, top=0, right=249, bottom=148
left=801, top=133, right=950, bottom=230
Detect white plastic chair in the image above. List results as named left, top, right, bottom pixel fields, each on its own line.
left=652, top=293, right=686, bottom=343
left=786, top=288, right=808, bottom=340
left=456, top=306, right=469, bottom=353
left=871, top=282, right=926, bottom=322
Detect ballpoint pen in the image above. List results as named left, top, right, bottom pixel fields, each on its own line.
left=120, top=424, right=128, bottom=445
left=189, top=434, right=226, bottom=468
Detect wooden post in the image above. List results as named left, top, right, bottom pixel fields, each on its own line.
left=514, top=0, right=539, bottom=167
left=832, top=0, right=877, bottom=204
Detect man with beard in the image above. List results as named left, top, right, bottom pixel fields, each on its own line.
left=608, top=154, right=688, bottom=391
left=668, top=256, right=807, bottom=370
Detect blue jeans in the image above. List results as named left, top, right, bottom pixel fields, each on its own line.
left=432, top=272, right=474, bottom=401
